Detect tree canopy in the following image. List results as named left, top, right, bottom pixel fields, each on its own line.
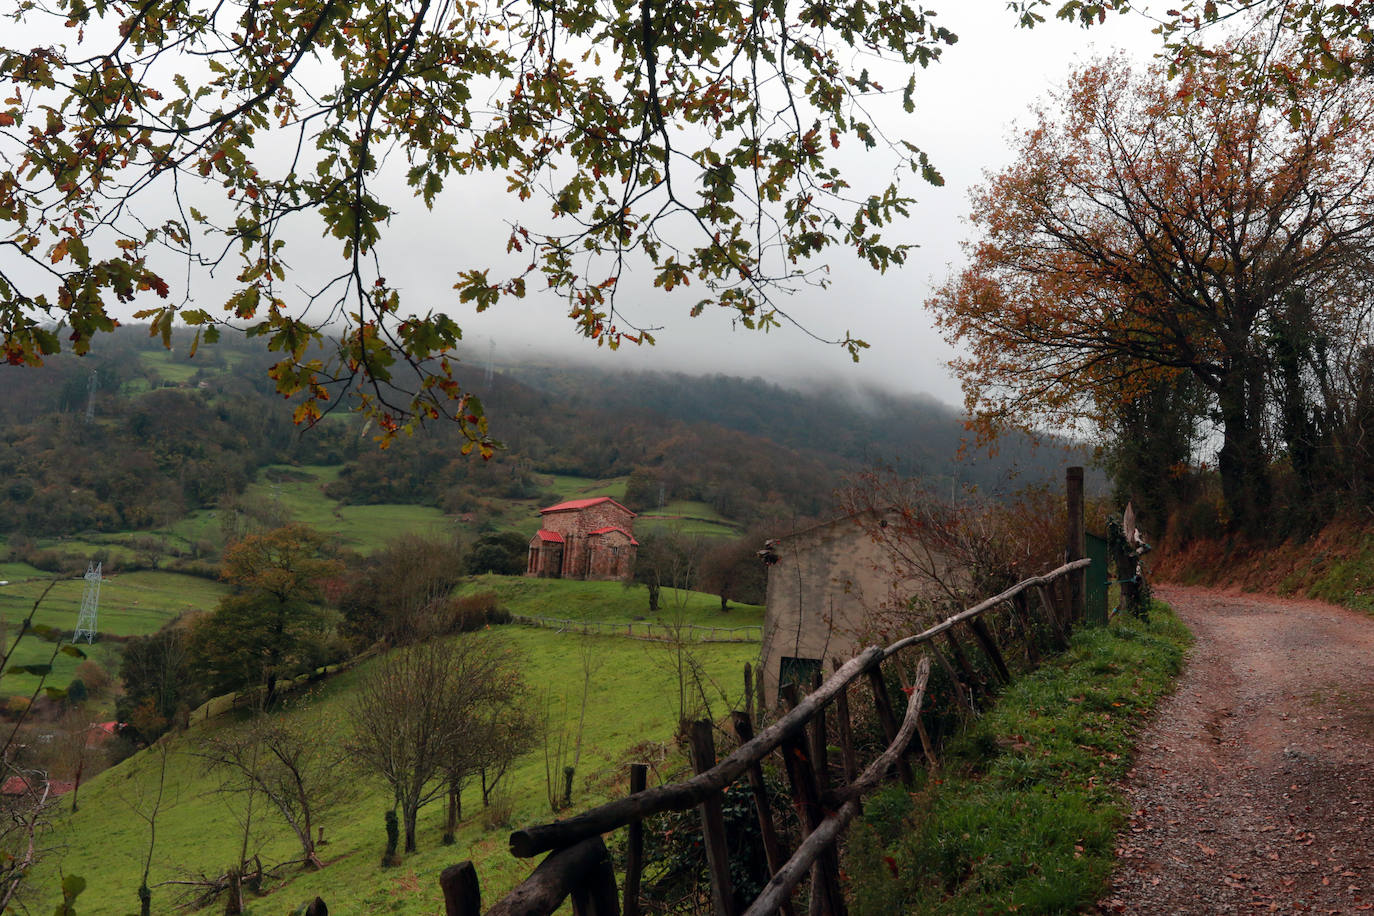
left=191, top=524, right=342, bottom=702
left=929, top=48, right=1374, bottom=529
left=0, top=0, right=964, bottom=441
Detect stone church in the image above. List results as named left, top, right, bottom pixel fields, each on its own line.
left=526, top=496, right=639, bottom=581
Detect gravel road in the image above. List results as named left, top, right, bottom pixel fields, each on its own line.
left=1099, top=585, right=1374, bottom=914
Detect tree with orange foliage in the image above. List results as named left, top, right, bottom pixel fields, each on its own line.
left=191, top=524, right=342, bottom=704
left=929, top=47, right=1374, bottom=530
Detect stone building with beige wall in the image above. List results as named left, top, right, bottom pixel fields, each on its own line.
left=758, top=510, right=956, bottom=707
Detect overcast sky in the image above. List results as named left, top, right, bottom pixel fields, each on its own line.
left=441, top=1, right=1166, bottom=405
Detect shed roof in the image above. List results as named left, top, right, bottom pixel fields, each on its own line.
left=540, top=496, right=636, bottom=517
left=532, top=529, right=565, bottom=543
left=588, top=526, right=639, bottom=546
left=1, top=776, right=75, bottom=797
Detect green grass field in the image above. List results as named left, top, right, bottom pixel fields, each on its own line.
left=31, top=624, right=758, bottom=915
left=137, top=349, right=201, bottom=384
left=462, top=574, right=762, bottom=628
left=0, top=571, right=228, bottom=703
left=6, top=459, right=764, bottom=913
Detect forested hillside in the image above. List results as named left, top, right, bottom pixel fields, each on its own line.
left=1, top=326, right=1090, bottom=542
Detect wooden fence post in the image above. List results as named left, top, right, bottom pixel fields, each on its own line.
left=623, top=763, right=647, bottom=916
left=571, top=843, right=621, bottom=916
left=1008, top=593, right=1040, bottom=665
left=941, top=629, right=984, bottom=705
left=964, top=616, right=1011, bottom=686
left=1034, top=585, right=1071, bottom=651
left=731, top=712, right=797, bottom=916
left=1066, top=466, right=1086, bottom=624
left=777, top=686, right=847, bottom=916
left=486, top=838, right=619, bottom=916
left=808, top=670, right=829, bottom=791
left=689, top=720, right=737, bottom=916
left=744, top=663, right=755, bottom=724
left=863, top=666, right=913, bottom=787
left=830, top=659, right=859, bottom=785
left=894, top=661, right=938, bottom=771
left=439, top=862, right=481, bottom=916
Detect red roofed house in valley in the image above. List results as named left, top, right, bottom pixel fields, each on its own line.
left=527, top=497, right=639, bottom=581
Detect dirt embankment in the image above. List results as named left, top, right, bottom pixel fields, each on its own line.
left=1152, top=522, right=1374, bottom=613
left=1101, top=585, right=1374, bottom=914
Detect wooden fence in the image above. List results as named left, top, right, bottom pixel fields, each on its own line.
left=300, top=559, right=1087, bottom=916
left=510, top=614, right=763, bottom=643
left=375, top=557, right=1087, bottom=916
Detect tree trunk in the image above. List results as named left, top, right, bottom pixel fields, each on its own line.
left=1217, top=362, right=1270, bottom=532
left=404, top=807, right=418, bottom=854
left=647, top=582, right=660, bottom=612
left=298, top=820, right=321, bottom=868
left=444, top=780, right=462, bottom=845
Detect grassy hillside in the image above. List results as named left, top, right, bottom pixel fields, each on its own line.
left=0, top=570, right=228, bottom=704
left=31, top=619, right=759, bottom=915
left=461, top=574, right=761, bottom=627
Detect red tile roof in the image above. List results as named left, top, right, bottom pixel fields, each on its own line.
left=1, top=776, right=75, bottom=797
left=533, top=529, right=565, bottom=543
left=588, top=526, right=639, bottom=546
left=540, top=496, right=636, bottom=517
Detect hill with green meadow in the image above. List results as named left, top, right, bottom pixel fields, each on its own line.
left=27, top=579, right=762, bottom=915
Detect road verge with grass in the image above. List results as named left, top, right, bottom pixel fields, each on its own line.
left=844, top=606, right=1192, bottom=915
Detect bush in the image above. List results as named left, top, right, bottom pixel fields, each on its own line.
left=65, top=678, right=89, bottom=707
left=449, top=591, right=509, bottom=632
left=74, top=660, right=113, bottom=696
left=463, top=532, right=529, bottom=576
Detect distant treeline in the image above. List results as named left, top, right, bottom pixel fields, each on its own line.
left=0, top=329, right=350, bottom=536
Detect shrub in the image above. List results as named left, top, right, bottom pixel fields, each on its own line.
left=449, top=591, right=508, bottom=632
left=74, top=660, right=113, bottom=696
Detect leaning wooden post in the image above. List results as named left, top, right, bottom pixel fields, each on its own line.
left=863, top=665, right=913, bottom=786
left=808, top=670, right=829, bottom=791
left=623, top=763, right=648, bottom=916
left=571, top=842, right=622, bottom=916
left=1008, top=593, right=1041, bottom=666
left=1066, top=466, right=1086, bottom=625
left=731, top=711, right=797, bottom=916
left=744, top=663, right=755, bottom=724
left=830, top=658, right=859, bottom=785
left=777, top=687, right=846, bottom=916
left=756, top=664, right=767, bottom=727
left=688, top=720, right=737, bottom=916
left=894, top=661, right=938, bottom=771
left=487, top=838, right=618, bottom=916
left=439, top=862, right=481, bottom=916
left=1034, top=585, right=1071, bottom=651
left=964, top=616, right=1011, bottom=686
left=942, top=629, right=984, bottom=704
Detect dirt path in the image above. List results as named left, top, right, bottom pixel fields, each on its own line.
left=1100, top=585, right=1374, bottom=914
